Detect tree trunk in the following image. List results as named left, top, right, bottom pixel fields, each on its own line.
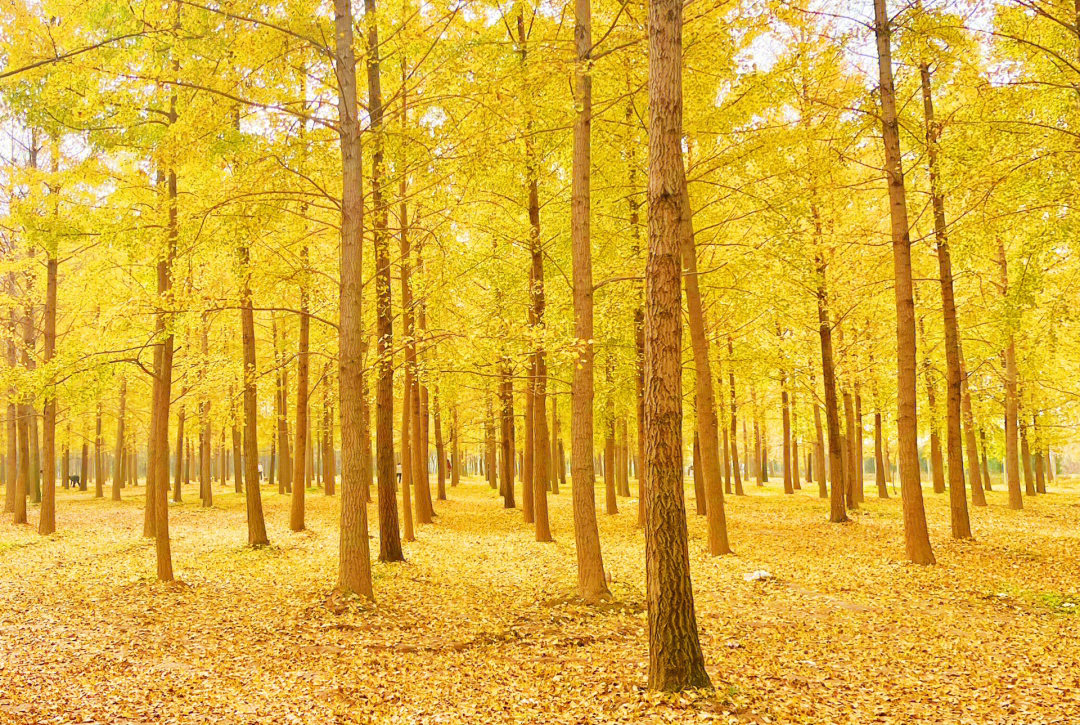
left=815, top=250, right=847, bottom=523
left=1020, top=417, right=1035, bottom=496
left=678, top=187, right=729, bottom=554
left=874, top=411, right=888, bottom=498
left=919, top=62, right=971, bottom=535
left=781, top=375, right=793, bottom=494
left=873, top=0, right=935, bottom=564
left=499, top=363, right=515, bottom=508
left=290, top=239, right=310, bottom=530
left=334, top=0, right=376, bottom=593
left=692, top=433, right=704, bottom=515
left=39, top=249, right=57, bottom=534
left=434, top=392, right=447, bottom=501
left=569, top=0, right=608, bottom=603
left=644, top=0, right=712, bottom=686
left=728, top=339, right=744, bottom=496
left=959, top=351, right=986, bottom=506
left=997, top=240, right=1023, bottom=510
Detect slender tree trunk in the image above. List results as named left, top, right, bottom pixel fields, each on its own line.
left=873, top=0, right=934, bottom=564
left=920, top=62, right=971, bottom=535
left=874, top=411, right=888, bottom=498
left=692, top=433, right=704, bottom=515
left=959, top=351, right=986, bottom=506
left=112, top=378, right=127, bottom=502
left=39, top=249, right=57, bottom=534
left=200, top=321, right=212, bottom=508
left=815, top=251, right=847, bottom=522
left=921, top=323, right=945, bottom=495
left=94, top=404, right=103, bottom=499
left=781, top=374, right=793, bottom=494
left=644, top=0, right=712, bottom=686
left=569, top=0, right=609, bottom=599
left=499, top=363, right=516, bottom=509
left=997, top=240, right=1023, bottom=510
left=1020, top=418, right=1034, bottom=496
left=290, top=241, right=310, bottom=531
left=679, top=188, right=729, bottom=554
left=434, top=392, right=447, bottom=501
left=727, top=338, right=744, bottom=496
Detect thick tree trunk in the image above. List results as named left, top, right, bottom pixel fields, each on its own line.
left=570, top=0, right=609, bottom=601
left=644, top=0, right=712, bottom=686
left=874, top=0, right=934, bottom=564
left=335, top=0, right=376, bottom=592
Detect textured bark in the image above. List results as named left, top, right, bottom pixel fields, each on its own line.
left=365, top=0, right=400, bottom=544
left=644, top=0, right=712, bottom=688
left=570, top=0, right=609, bottom=601
left=873, top=0, right=935, bottom=564
left=335, top=0, right=375, bottom=593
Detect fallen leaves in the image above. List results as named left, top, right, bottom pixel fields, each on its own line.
left=1, top=478, right=1079, bottom=723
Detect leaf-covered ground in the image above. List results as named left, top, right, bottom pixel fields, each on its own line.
left=2, top=476, right=1078, bottom=724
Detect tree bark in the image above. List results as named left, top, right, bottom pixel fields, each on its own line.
left=873, top=0, right=935, bottom=564
left=920, top=62, right=971, bottom=535
left=570, top=0, right=609, bottom=601
left=644, top=0, right=712, bottom=687
left=678, top=188, right=729, bottom=554
left=335, top=0, right=376, bottom=593
left=997, top=240, right=1023, bottom=510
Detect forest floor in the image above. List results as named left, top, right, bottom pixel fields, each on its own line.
left=2, top=475, right=1079, bottom=724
